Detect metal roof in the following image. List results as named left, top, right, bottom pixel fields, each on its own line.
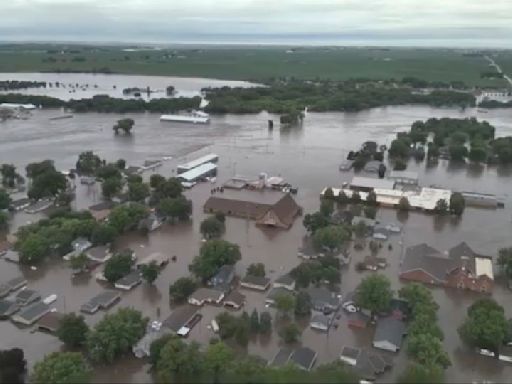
left=351, top=176, right=395, bottom=190
left=177, top=154, right=218, bottom=172
left=178, top=162, right=217, bottom=182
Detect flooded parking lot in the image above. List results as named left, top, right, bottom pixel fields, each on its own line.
left=1, top=101, right=512, bottom=382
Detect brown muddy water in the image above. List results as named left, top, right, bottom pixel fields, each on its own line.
left=1, top=104, right=512, bottom=383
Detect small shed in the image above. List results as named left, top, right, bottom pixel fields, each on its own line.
left=114, top=271, right=142, bottom=291
left=240, top=275, right=271, bottom=291
left=223, top=290, right=246, bottom=310
left=37, top=312, right=63, bottom=333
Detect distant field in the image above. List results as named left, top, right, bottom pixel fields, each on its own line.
left=0, top=44, right=508, bottom=87
left=495, top=51, right=512, bottom=78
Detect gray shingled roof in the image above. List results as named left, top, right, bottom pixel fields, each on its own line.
left=373, top=317, right=406, bottom=349
left=289, top=347, right=317, bottom=371
left=271, top=348, right=293, bottom=367
left=401, top=243, right=458, bottom=282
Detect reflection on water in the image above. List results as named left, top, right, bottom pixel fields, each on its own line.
left=1, top=100, right=512, bottom=382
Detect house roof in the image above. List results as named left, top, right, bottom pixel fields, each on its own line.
left=212, top=265, right=235, bottom=282
left=388, top=170, right=419, bottom=181
left=115, top=271, right=141, bottom=287
left=82, top=290, right=120, bottom=312
left=4, top=250, right=20, bottom=263
left=189, top=288, right=224, bottom=303
left=15, top=289, right=40, bottom=303
left=274, top=274, right=294, bottom=286
left=88, top=201, right=115, bottom=211
left=0, top=299, right=19, bottom=316
left=310, top=313, right=332, bottom=327
left=271, top=348, right=293, bottom=367
left=267, top=287, right=294, bottom=301
left=204, top=190, right=300, bottom=227
left=37, top=312, right=63, bottom=333
left=6, top=276, right=27, bottom=291
left=86, top=245, right=111, bottom=261
left=304, top=287, right=340, bottom=309
left=241, top=275, right=271, bottom=288
left=163, top=304, right=198, bottom=332
left=340, top=346, right=360, bottom=360
left=224, top=290, right=245, bottom=306
left=13, top=301, right=50, bottom=323
left=289, top=347, right=317, bottom=371
left=136, top=252, right=169, bottom=267
left=373, top=317, right=406, bottom=348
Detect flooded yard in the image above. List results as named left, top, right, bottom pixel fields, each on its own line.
left=1, top=102, right=512, bottom=383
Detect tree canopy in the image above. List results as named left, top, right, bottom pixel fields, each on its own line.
left=189, top=240, right=241, bottom=281
left=103, top=250, right=134, bottom=283
left=312, top=225, right=350, bottom=252
left=355, top=274, right=392, bottom=316
left=169, top=277, right=198, bottom=302
left=200, top=216, right=225, bottom=239
left=31, top=352, right=91, bottom=384
left=57, top=313, right=90, bottom=348
left=87, top=308, right=147, bottom=363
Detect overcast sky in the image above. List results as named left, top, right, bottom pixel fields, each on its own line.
left=1, top=0, right=511, bottom=47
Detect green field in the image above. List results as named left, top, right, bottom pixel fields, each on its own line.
left=0, top=44, right=509, bottom=87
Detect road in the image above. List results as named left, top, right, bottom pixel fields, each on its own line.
left=485, top=55, right=512, bottom=88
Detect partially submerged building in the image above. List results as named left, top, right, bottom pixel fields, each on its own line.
left=80, top=291, right=121, bottom=314
left=178, top=163, right=217, bottom=183
left=86, top=245, right=112, bottom=263
left=88, top=201, right=114, bottom=222
left=188, top=288, right=224, bottom=306
left=388, top=170, right=419, bottom=186
left=372, top=317, right=407, bottom=352
left=240, top=275, right=271, bottom=291
left=204, top=190, right=301, bottom=229
left=339, top=346, right=392, bottom=381
left=136, top=252, right=170, bottom=269
left=15, top=289, right=41, bottom=306
left=266, top=287, right=294, bottom=306
left=208, top=265, right=235, bottom=292
left=0, top=299, right=19, bottom=319
left=223, top=290, right=246, bottom=310
left=114, top=271, right=142, bottom=291
left=349, top=177, right=395, bottom=192
left=162, top=304, right=198, bottom=333
left=270, top=347, right=317, bottom=371
left=12, top=302, right=50, bottom=325
left=177, top=154, right=219, bottom=174
left=304, top=286, right=340, bottom=313
left=400, top=242, right=494, bottom=293
left=273, top=274, right=295, bottom=291
left=37, top=312, right=63, bottom=333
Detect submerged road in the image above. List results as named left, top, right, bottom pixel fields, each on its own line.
left=485, top=55, right=512, bottom=88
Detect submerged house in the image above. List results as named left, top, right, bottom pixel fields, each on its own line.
left=208, top=265, right=235, bottom=292
left=400, top=242, right=494, bottom=293
left=372, top=316, right=407, bottom=352
left=204, top=190, right=301, bottom=229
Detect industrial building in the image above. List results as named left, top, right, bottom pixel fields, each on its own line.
left=177, top=154, right=219, bottom=174
left=178, top=163, right=217, bottom=183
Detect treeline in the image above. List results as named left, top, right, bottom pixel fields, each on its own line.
left=203, top=80, right=475, bottom=114
left=0, top=80, right=46, bottom=90
left=0, top=94, right=201, bottom=113
left=479, top=99, right=512, bottom=109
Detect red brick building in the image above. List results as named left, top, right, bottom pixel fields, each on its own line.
left=400, top=242, right=494, bottom=293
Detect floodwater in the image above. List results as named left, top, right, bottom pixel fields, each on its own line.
left=0, top=72, right=258, bottom=100
left=1, top=100, right=512, bottom=383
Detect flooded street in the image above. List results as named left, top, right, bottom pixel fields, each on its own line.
left=1, top=99, right=512, bottom=383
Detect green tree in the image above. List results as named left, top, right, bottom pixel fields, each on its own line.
left=156, top=338, right=204, bottom=382
left=366, top=190, right=377, bottom=206
left=205, top=342, right=234, bottom=383
left=103, top=250, right=134, bottom=283
left=389, top=138, right=410, bottom=158
left=69, top=253, right=89, bottom=273
left=101, top=177, right=123, bottom=199
left=312, top=225, right=350, bottom=251
left=427, top=143, right=440, bottom=160
left=169, top=277, right=197, bottom=302
left=458, top=298, right=508, bottom=353
left=91, top=223, right=117, bottom=245
left=279, top=323, right=301, bottom=344
left=320, top=199, right=334, bottom=217
left=250, top=309, right=260, bottom=334
left=31, top=352, right=91, bottom=384
left=394, top=158, right=407, bottom=171
left=399, top=283, right=439, bottom=317
left=57, top=313, right=89, bottom=348
left=398, top=196, right=410, bottom=211
left=294, top=291, right=312, bottom=316
left=140, top=261, right=160, bottom=284
left=434, top=199, right=449, bottom=215
left=448, top=144, right=468, bottom=162
left=113, top=118, right=135, bottom=135
left=469, top=146, right=487, bottom=163
left=449, top=192, right=465, bottom=216
left=76, top=151, right=102, bottom=175
left=149, top=334, right=176, bottom=367
left=234, top=317, right=250, bottom=347
left=87, top=308, right=147, bottom=363
left=0, top=211, right=8, bottom=230
left=323, top=188, right=334, bottom=199
left=116, top=158, right=126, bottom=170
left=108, top=203, right=148, bottom=233
left=353, top=220, right=368, bottom=238
left=356, top=274, right=392, bottom=317
left=189, top=240, right=241, bottom=281
left=337, top=191, right=350, bottom=205
left=0, top=348, right=26, bottom=384
left=151, top=177, right=183, bottom=204
left=157, top=196, right=192, bottom=222
left=27, top=161, right=67, bottom=200
left=303, top=212, right=329, bottom=233
left=18, top=233, right=50, bottom=264
left=497, top=247, right=512, bottom=279
left=363, top=205, right=377, bottom=219
left=149, top=173, right=166, bottom=189
left=200, top=216, right=225, bottom=239
left=1, top=164, right=23, bottom=188
left=408, top=312, right=444, bottom=340
left=398, top=363, right=444, bottom=384
left=246, top=263, right=266, bottom=277
left=259, top=311, right=272, bottom=334
left=274, top=293, right=296, bottom=319
left=128, top=181, right=150, bottom=202
left=407, top=334, right=451, bottom=368
left=0, top=189, right=11, bottom=210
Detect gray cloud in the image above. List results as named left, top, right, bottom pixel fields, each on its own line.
left=1, top=0, right=511, bottom=47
